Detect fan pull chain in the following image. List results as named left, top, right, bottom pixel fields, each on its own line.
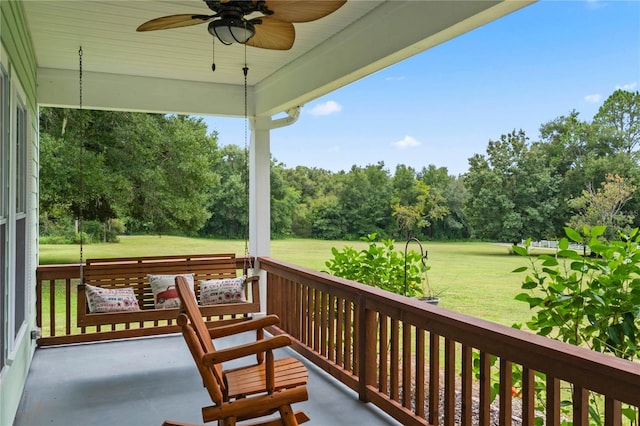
left=78, top=46, right=85, bottom=283
left=211, top=38, right=216, bottom=72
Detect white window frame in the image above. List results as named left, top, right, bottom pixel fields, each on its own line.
left=7, top=65, right=29, bottom=359
left=0, top=45, right=9, bottom=371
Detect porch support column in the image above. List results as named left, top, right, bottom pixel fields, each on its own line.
left=249, top=108, right=300, bottom=315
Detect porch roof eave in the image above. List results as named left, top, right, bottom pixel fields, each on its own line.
left=32, top=0, right=534, bottom=118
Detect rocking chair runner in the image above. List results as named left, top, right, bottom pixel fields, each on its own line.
left=163, top=276, right=309, bottom=426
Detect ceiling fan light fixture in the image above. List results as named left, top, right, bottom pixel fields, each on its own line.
left=208, top=18, right=255, bottom=45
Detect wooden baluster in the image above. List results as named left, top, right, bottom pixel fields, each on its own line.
left=479, top=352, right=491, bottom=426
left=499, top=359, right=512, bottom=426
left=336, top=297, right=344, bottom=368
left=390, top=318, right=400, bottom=402
left=65, top=278, right=71, bottom=335
left=35, top=277, right=42, bottom=333
left=49, top=278, right=56, bottom=336
left=320, top=291, right=328, bottom=357
left=604, top=397, right=621, bottom=426
left=416, top=328, right=425, bottom=419
left=328, top=294, right=335, bottom=362
left=313, top=288, right=320, bottom=352
left=353, top=298, right=360, bottom=376
left=379, top=314, right=389, bottom=395
left=573, top=386, right=589, bottom=426
left=522, top=367, right=535, bottom=426
left=294, top=281, right=302, bottom=340
left=444, top=338, right=456, bottom=426
left=403, top=323, right=412, bottom=409
left=546, top=376, right=560, bottom=426
left=344, top=301, right=353, bottom=373
left=312, top=288, right=319, bottom=351
left=429, top=332, right=440, bottom=426
left=461, top=345, right=473, bottom=426
left=305, top=286, right=312, bottom=347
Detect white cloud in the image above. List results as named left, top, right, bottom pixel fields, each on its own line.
left=615, top=82, right=638, bottom=91
left=328, top=145, right=340, bottom=153
left=308, top=101, right=342, bottom=116
left=584, top=94, right=602, bottom=104
left=392, top=135, right=420, bottom=149
left=385, top=76, right=406, bottom=81
left=585, top=0, right=606, bottom=10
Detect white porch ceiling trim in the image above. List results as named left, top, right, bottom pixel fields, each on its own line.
left=38, top=68, right=250, bottom=116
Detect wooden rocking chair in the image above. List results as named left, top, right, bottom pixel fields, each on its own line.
left=163, top=276, right=309, bottom=426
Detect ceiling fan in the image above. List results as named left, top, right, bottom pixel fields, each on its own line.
left=137, top=0, right=347, bottom=50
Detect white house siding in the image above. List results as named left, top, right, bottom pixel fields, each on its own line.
left=0, top=1, right=39, bottom=425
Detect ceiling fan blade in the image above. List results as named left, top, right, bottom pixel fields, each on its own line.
left=136, top=14, right=213, bottom=32
left=264, top=0, right=347, bottom=23
left=246, top=17, right=295, bottom=50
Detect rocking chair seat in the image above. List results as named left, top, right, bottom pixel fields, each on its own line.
left=225, top=357, right=308, bottom=399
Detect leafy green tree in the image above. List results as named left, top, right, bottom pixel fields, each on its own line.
left=311, top=195, right=346, bottom=240
left=199, top=144, right=246, bottom=238
left=419, top=166, right=469, bottom=239
left=568, top=173, right=636, bottom=239
left=338, top=163, right=393, bottom=239
left=40, top=108, right=218, bottom=237
left=464, top=130, right=560, bottom=242
left=538, top=91, right=640, bottom=233
left=284, top=166, right=336, bottom=237
left=593, top=89, right=640, bottom=154
left=391, top=165, right=427, bottom=239
left=135, top=115, right=217, bottom=234
left=271, top=161, right=301, bottom=237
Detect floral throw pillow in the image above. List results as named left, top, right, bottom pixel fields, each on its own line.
left=85, top=284, right=140, bottom=313
left=148, top=274, right=195, bottom=309
left=199, top=277, right=247, bottom=306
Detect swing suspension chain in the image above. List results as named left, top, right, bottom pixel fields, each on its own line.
left=78, top=46, right=85, bottom=281
left=243, top=42, right=252, bottom=271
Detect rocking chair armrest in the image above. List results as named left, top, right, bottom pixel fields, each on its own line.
left=202, top=335, right=292, bottom=365
left=246, top=275, right=260, bottom=283
left=208, top=314, right=280, bottom=339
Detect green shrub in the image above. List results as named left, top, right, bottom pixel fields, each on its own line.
left=39, top=235, right=74, bottom=244
left=72, top=231, right=92, bottom=244
left=325, top=233, right=425, bottom=297
left=514, top=226, right=640, bottom=360
left=485, top=226, right=640, bottom=424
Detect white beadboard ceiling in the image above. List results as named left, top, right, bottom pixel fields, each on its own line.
left=23, top=0, right=534, bottom=118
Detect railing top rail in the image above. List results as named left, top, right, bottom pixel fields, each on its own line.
left=85, top=253, right=237, bottom=265
left=36, top=263, right=83, bottom=280
left=259, top=256, right=640, bottom=406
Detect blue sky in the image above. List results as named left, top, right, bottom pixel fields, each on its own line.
left=202, top=0, right=640, bottom=176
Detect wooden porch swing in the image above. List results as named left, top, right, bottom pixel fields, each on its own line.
left=72, top=47, right=260, bottom=336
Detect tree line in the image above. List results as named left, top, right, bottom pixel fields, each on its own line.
left=39, top=89, right=639, bottom=243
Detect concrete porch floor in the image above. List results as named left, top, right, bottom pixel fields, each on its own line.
left=14, top=332, right=400, bottom=426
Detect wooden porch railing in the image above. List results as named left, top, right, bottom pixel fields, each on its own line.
left=259, top=256, right=640, bottom=426
left=35, top=257, right=253, bottom=346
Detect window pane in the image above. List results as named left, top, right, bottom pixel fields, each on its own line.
left=14, top=98, right=27, bottom=338
left=14, top=218, right=25, bottom=337
left=16, top=102, right=26, bottom=214
left=0, top=65, right=7, bottom=370
left=0, top=66, right=6, bottom=218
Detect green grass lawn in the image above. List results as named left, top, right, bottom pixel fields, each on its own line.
left=39, top=236, right=534, bottom=327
